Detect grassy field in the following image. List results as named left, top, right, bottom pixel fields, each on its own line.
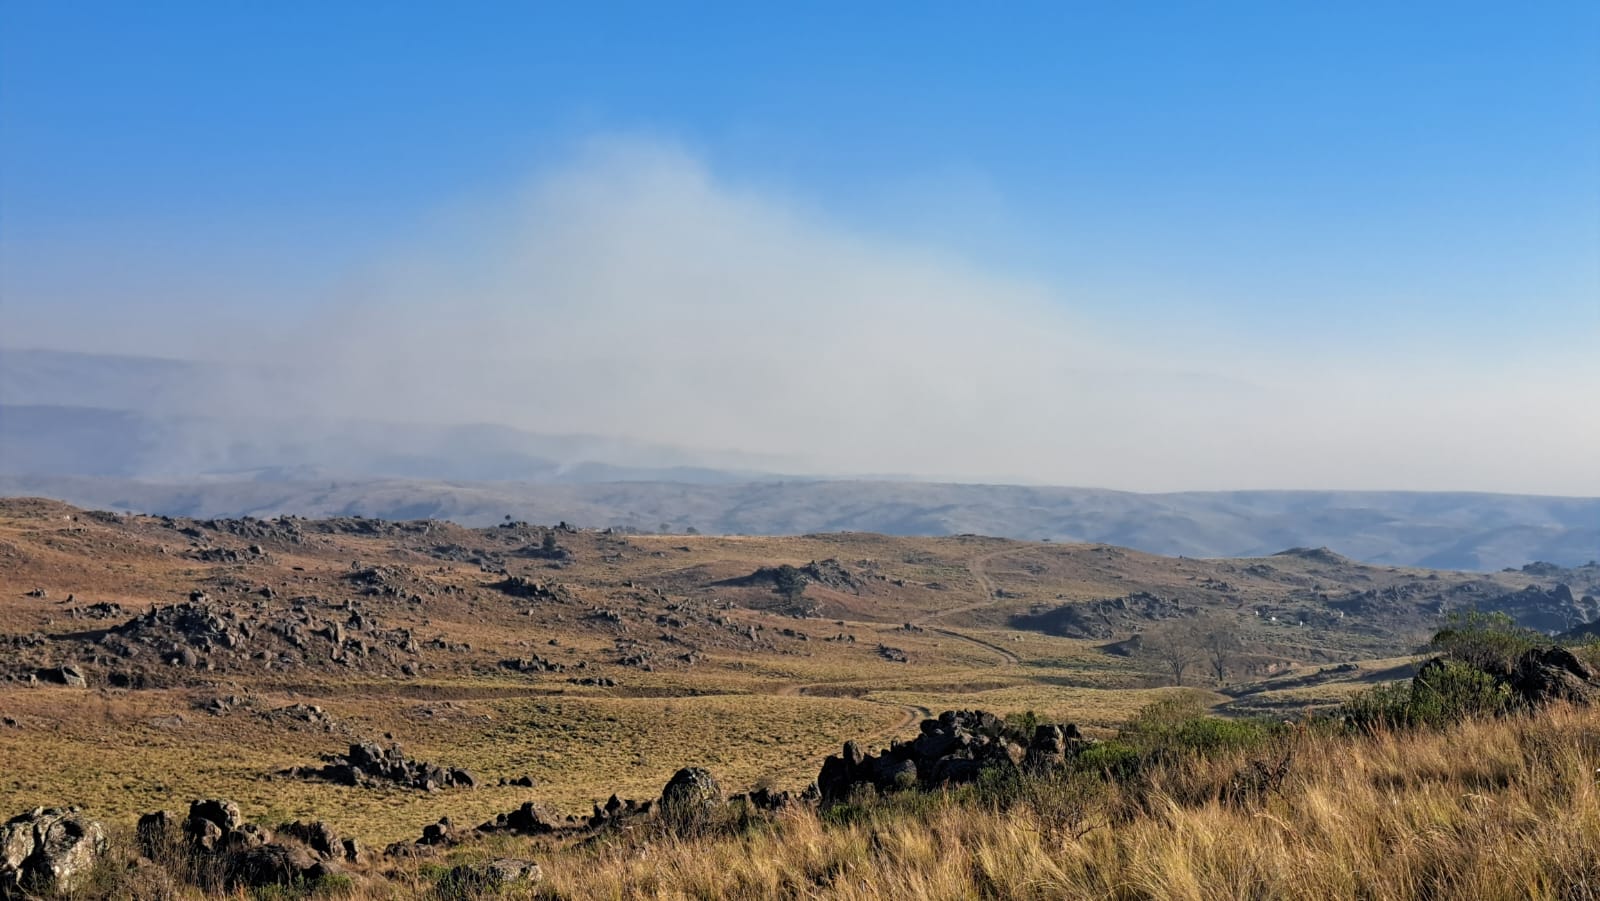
left=1, top=498, right=1590, bottom=897
left=505, top=702, right=1600, bottom=900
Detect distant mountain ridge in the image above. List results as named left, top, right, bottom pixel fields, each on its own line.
left=1, top=348, right=1595, bottom=571
left=1, top=475, right=1594, bottom=571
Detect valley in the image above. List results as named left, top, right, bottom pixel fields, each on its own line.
left=2, top=497, right=1595, bottom=851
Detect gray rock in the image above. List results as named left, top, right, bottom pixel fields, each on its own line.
left=230, top=843, right=318, bottom=888
left=0, top=807, right=108, bottom=897
left=136, top=810, right=180, bottom=859
left=279, top=820, right=340, bottom=859
left=444, top=857, right=542, bottom=891
left=660, top=767, right=723, bottom=821
left=187, top=799, right=243, bottom=835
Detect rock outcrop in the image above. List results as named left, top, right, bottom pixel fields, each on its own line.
left=659, top=767, right=723, bottom=819
left=151, top=800, right=344, bottom=889
left=0, top=807, right=108, bottom=897
left=817, top=710, right=1088, bottom=801
left=1509, top=646, right=1600, bottom=706
left=289, top=741, right=476, bottom=790
left=476, top=802, right=557, bottom=836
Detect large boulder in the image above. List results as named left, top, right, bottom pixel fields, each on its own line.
left=34, top=666, right=87, bottom=688
left=229, top=842, right=321, bottom=888
left=872, top=756, right=919, bottom=791
left=136, top=810, right=181, bottom=859
left=187, top=799, right=243, bottom=835
left=817, top=743, right=863, bottom=802
left=278, top=820, right=341, bottom=860
left=442, top=858, right=542, bottom=892
left=1509, top=647, right=1600, bottom=706
left=0, top=807, right=108, bottom=897
left=659, top=767, right=723, bottom=820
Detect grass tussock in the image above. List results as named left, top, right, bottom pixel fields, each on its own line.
left=512, top=703, right=1600, bottom=900
left=48, top=700, right=1600, bottom=899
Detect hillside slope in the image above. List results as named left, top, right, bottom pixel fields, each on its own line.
left=2, top=474, right=1594, bottom=570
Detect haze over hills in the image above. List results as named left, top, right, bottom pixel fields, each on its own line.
left=1, top=349, right=1595, bottom=572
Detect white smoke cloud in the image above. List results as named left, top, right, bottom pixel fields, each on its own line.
left=9, top=137, right=1599, bottom=494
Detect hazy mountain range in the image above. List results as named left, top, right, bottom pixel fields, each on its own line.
left=1, top=348, right=1595, bottom=571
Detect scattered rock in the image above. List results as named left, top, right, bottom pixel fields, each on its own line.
left=0, top=807, right=109, bottom=897
left=33, top=665, right=86, bottom=688
left=818, top=710, right=1087, bottom=801
left=293, top=742, right=475, bottom=791
left=442, top=857, right=542, bottom=892
left=500, top=655, right=564, bottom=674
left=659, top=767, right=722, bottom=822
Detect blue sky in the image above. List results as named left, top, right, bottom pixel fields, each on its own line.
left=2, top=2, right=1597, bottom=492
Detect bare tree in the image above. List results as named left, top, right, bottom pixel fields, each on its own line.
left=1141, top=620, right=1204, bottom=686
left=1195, top=613, right=1242, bottom=686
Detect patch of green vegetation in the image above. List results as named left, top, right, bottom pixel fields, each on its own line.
left=1342, top=658, right=1511, bottom=731
left=1430, top=611, right=1540, bottom=672
left=1118, top=692, right=1278, bottom=757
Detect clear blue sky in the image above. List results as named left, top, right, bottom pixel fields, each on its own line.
left=5, top=2, right=1596, bottom=336
left=2, top=2, right=1598, bottom=492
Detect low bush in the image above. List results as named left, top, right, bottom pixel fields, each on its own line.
left=1118, top=692, right=1277, bottom=758
left=1342, top=657, right=1512, bottom=731
left=1430, top=610, right=1541, bottom=673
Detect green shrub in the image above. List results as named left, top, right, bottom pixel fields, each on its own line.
left=1341, top=681, right=1415, bottom=731
left=1003, top=710, right=1041, bottom=737
left=1430, top=611, right=1540, bottom=673
left=773, top=565, right=807, bottom=600
left=974, top=765, right=1026, bottom=807
left=1409, top=659, right=1513, bottom=726
left=1074, top=741, right=1141, bottom=781
left=1123, top=692, right=1210, bottom=737
left=1118, top=693, right=1275, bottom=758
left=1341, top=659, right=1512, bottom=731
left=1167, top=716, right=1274, bottom=755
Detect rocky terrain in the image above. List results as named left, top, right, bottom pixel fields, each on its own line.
left=0, top=497, right=1598, bottom=896
left=8, top=634, right=1600, bottom=897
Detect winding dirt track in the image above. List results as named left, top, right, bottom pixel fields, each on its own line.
left=770, top=548, right=1023, bottom=743
left=925, top=625, right=1021, bottom=666
left=909, top=550, right=1022, bottom=665
left=773, top=681, right=931, bottom=741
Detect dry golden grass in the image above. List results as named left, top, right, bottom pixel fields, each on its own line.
left=503, top=704, right=1600, bottom=900
left=0, top=688, right=902, bottom=846
left=866, top=684, right=1206, bottom=734
left=6, top=499, right=1589, bottom=897
left=51, top=703, right=1600, bottom=899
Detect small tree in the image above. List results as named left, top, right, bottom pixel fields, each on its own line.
left=1196, top=614, right=1242, bottom=686
left=773, top=564, right=808, bottom=601
left=1430, top=611, right=1539, bottom=674
left=541, top=531, right=561, bottom=557
left=1142, top=620, right=1203, bottom=686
